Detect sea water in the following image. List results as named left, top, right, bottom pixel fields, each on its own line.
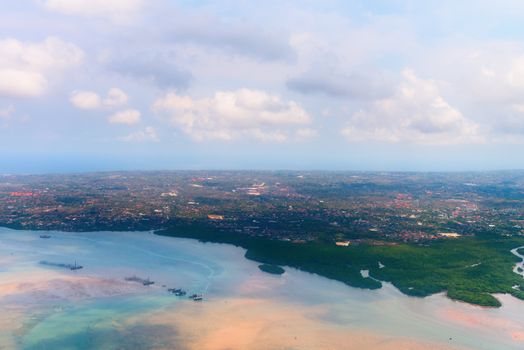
left=1, top=227, right=524, bottom=349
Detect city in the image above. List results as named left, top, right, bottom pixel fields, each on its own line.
left=2, top=170, right=523, bottom=244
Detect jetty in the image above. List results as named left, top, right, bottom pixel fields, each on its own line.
left=40, top=260, right=83, bottom=270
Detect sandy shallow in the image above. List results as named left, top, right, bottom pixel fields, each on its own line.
left=0, top=268, right=148, bottom=349
left=0, top=270, right=145, bottom=302
left=130, top=297, right=464, bottom=350
left=0, top=270, right=466, bottom=350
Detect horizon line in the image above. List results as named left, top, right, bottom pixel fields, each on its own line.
left=3, top=168, right=524, bottom=176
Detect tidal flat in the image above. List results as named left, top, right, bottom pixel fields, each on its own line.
left=1, top=227, right=524, bottom=349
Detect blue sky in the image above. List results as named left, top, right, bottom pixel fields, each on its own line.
left=2, top=0, right=524, bottom=172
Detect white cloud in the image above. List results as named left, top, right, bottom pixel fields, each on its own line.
left=103, top=88, right=128, bottom=107
left=0, top=105, right=15, bottom=119
left=0, top=37, right=83, bottom=71
left=70, top=91, right=102, bottom=109
left=152, top=89, right=310, bottom=142
left=413, top=42, right=524, bottom=141
left=42, top=0, right=144, bottom=22
left=251, top=129, right=288, bottom=143
left=295, top=128, right=318, bottom=140
left=0, top=37, right=83, bottom=97
left=70, top=88, right=128, bottom=109
left=119, top=126, right=158, bottom=142
left=341, top=70, right=481, bottom=144
left=440, top=46, right=524, bottom=105
left=489, top=104, right=524, bottom=137
left=0, top=70, right=47, bottom=98
left=108, top=109, right=141, bottom=124
left=513, top=104, right=524, bottom=114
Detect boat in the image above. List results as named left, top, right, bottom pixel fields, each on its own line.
left=168, top=288, right=187, bottom=296
left=70, top=261, right=83, bottom=270
left=189, top=294, right=203, bottom=301
left=142, top=278, right=154, bottom=286
left=39, top=234, right=51, bottom=239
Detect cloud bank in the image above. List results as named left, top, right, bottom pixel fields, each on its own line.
left=153, top=89, right=311, bottom=142
left=341, top=70, right=481, bottom=144
left=108, top=109, right=141, bottom=124
left=0, top=37, right=83, bottom=97
left=42, top=0, right=144, bottom=22
left=70, top=88, right=128, bottom=110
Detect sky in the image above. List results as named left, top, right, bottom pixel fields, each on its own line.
left=2, top=0, right=524, bottom=172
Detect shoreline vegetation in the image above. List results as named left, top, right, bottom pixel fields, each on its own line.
left=156, top=221, right=524, bottom=308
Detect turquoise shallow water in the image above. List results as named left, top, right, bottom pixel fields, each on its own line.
left=1, top=227, right=524, bottom=349
left=21, top=296, right=177, bottom=350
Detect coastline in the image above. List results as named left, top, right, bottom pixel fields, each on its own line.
left=155, top=225, right=524, bottom=308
